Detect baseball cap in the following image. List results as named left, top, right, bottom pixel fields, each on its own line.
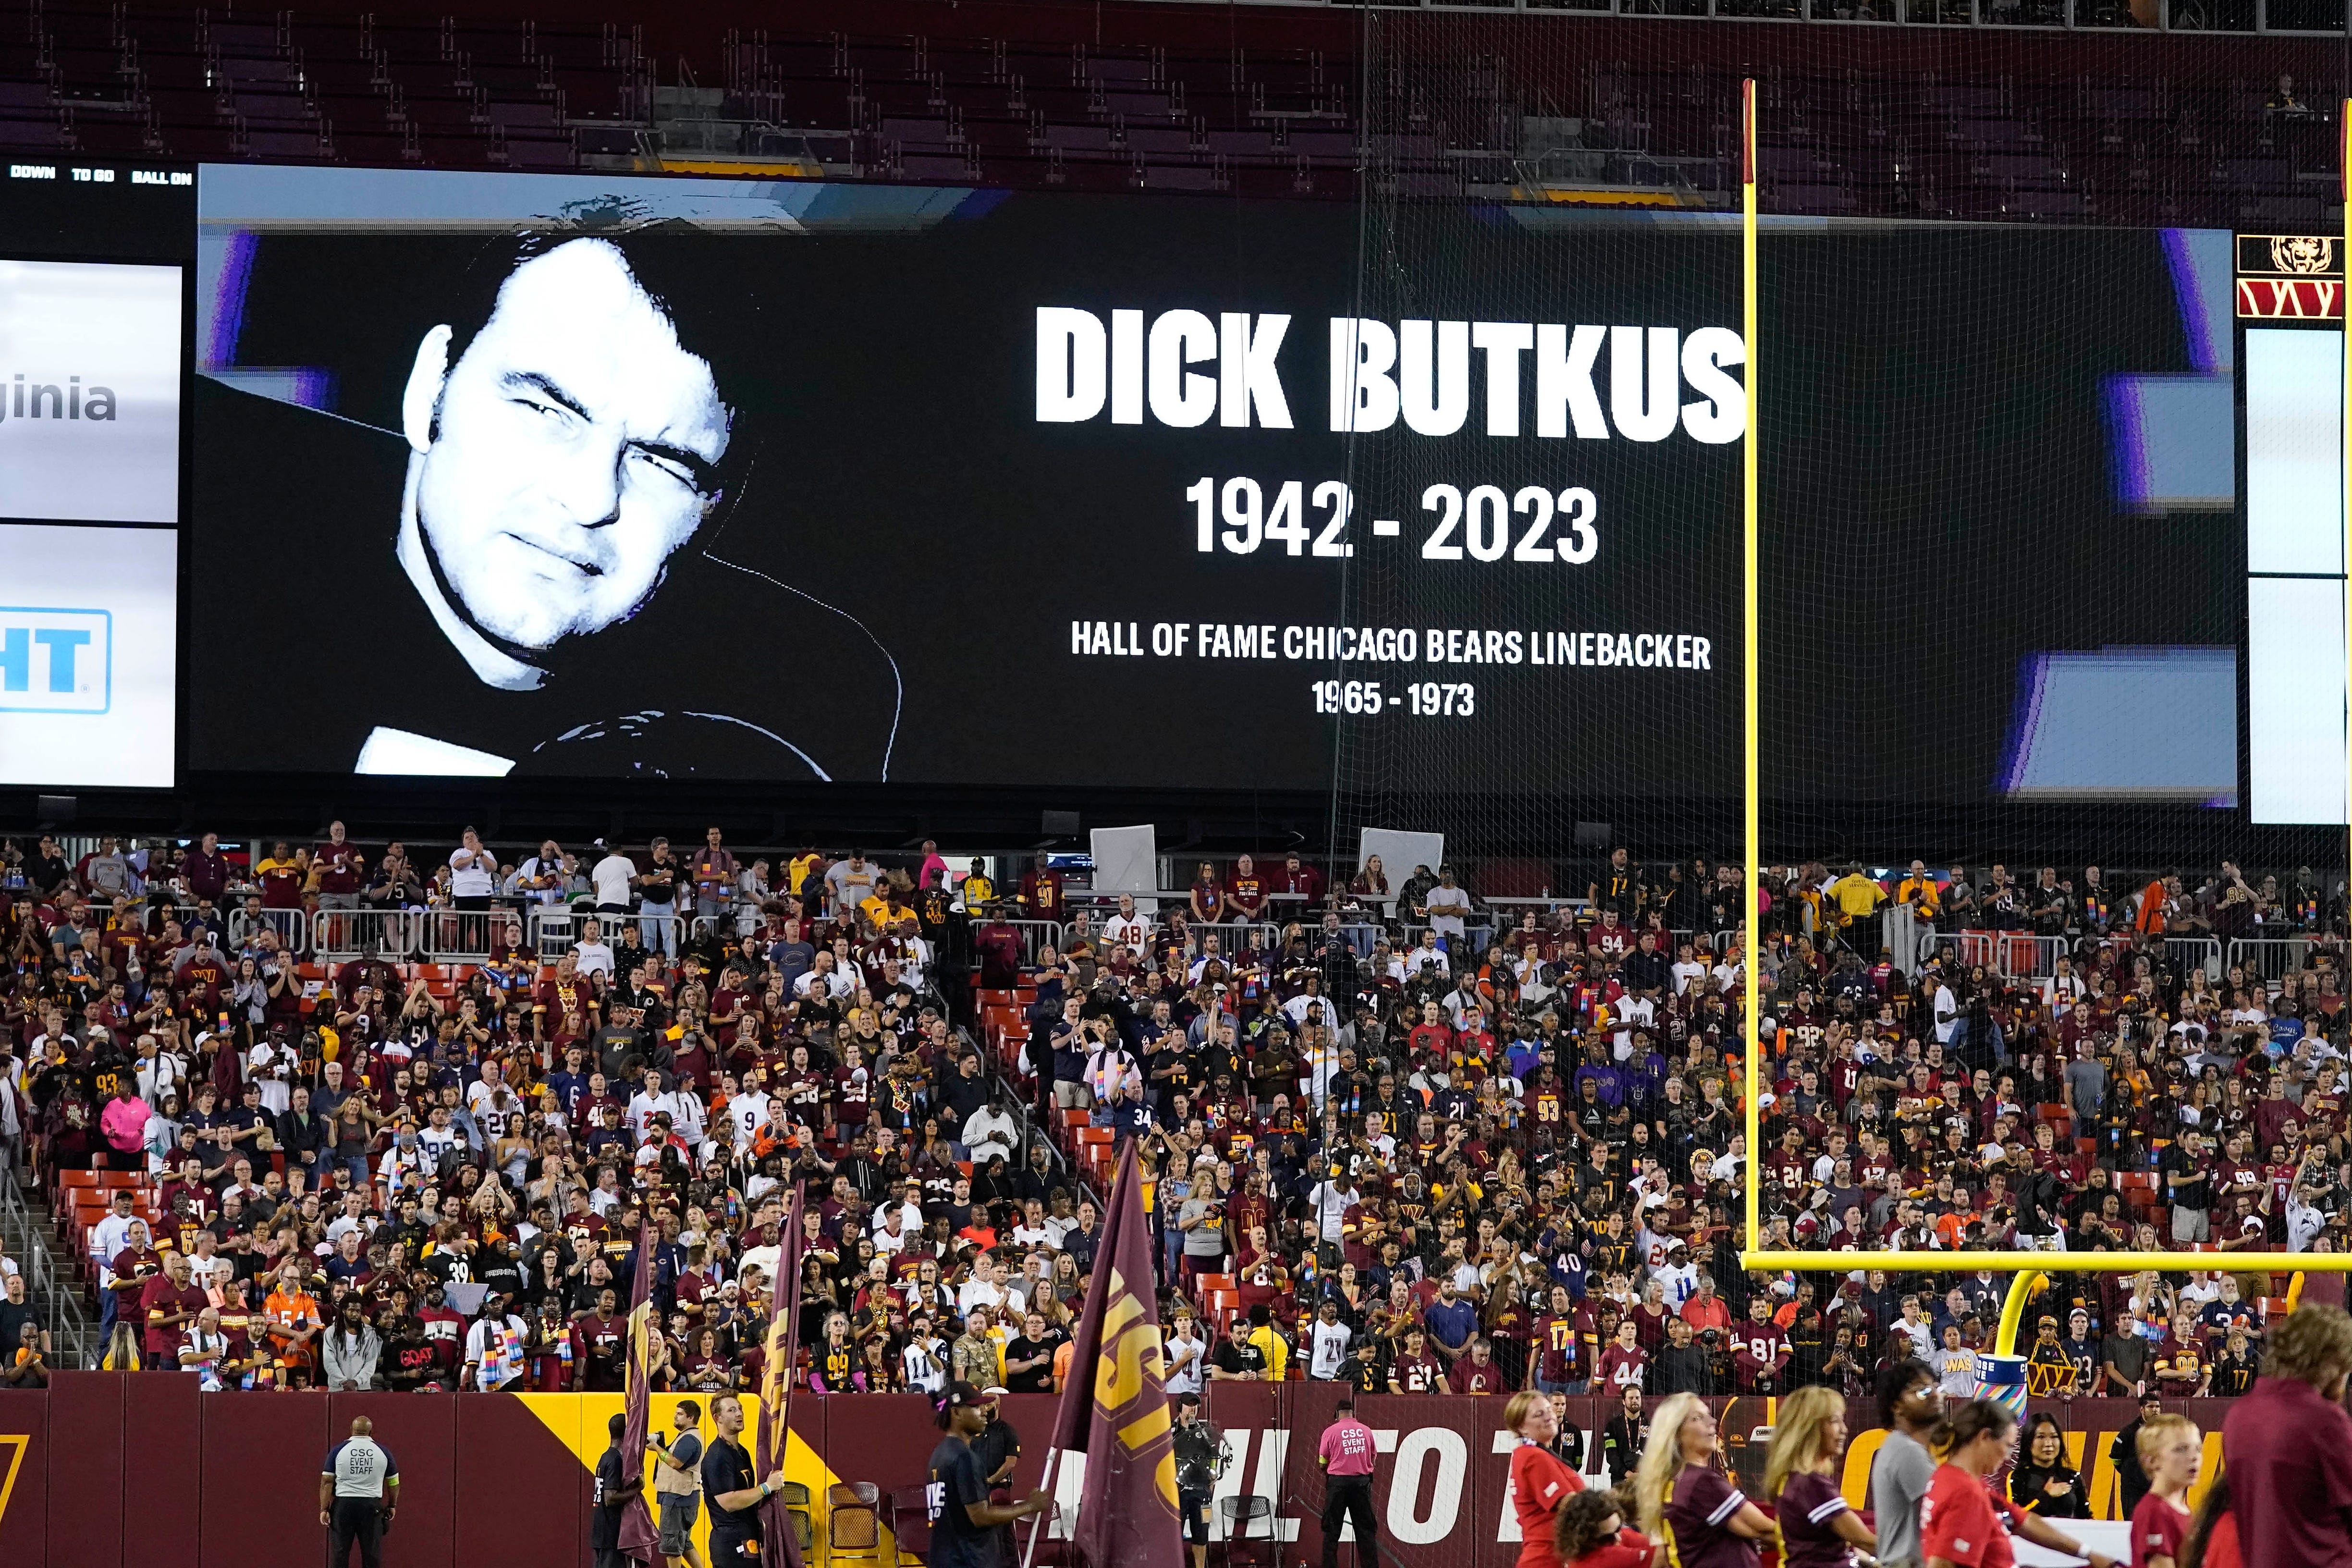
left=935, top=1381, right=989, bottom=1427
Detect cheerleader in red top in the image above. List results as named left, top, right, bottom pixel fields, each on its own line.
left=1921, top=1400, right=2117, bottom=1568
left=1552, top=1488, right=1654, bottom=1568
left=1505, top=1391, right=1585, bottom=1568
left=1762, top=1388, right=1877, bottom=1567
left=2179, top=1469, right=2242, bottom=1568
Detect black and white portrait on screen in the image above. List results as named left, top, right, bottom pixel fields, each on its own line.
left=198, top=224, right=901, bottom=780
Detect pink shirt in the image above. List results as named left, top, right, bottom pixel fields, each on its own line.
left=1320, top=1417, right=1378, bottom=1477
left=101, top=1094, right=149, bottom=1153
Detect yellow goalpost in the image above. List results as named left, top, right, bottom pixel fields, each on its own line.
left=1729, top=83, right=2352, bottom=1360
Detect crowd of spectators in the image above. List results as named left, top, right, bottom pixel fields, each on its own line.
left=0, top=831, right=2345, bottom=1410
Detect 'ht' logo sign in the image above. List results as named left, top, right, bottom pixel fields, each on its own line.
left=0, top=607, right=110, bottom=714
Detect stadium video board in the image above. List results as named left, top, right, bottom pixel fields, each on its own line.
left=0, top=158, right=194, bottom=791
left=0, top=159, right=2242, bottom=799
left=180, top=163, right=2237, bottom=799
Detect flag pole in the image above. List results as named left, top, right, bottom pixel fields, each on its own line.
left=1029, top=1138, right=1181, bottom=1568
left=759, top=1184, right=809, bottom=1568
left=618, top=1210, right=660, bottom=1565
left=1018, top=1447, right=1063, bottom=1568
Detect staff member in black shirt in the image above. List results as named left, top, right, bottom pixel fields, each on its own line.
left=699, top=1392, right=787, bottom=1564
left=319, top=1416, right=400, bottom=1568
left=1540, top=1391, right=1586, bottom=1474
left=1599, top=1384, right=1647, bottom=1486
left=970, top=1388, right=1022, bottom=1492
left=930, top=1384, right=1050, bottom=1568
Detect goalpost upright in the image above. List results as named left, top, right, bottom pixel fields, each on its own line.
left=1731, top=83, right=2352, bottom=1356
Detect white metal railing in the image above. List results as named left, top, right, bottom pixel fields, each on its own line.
left=2166, top=935, right=2226, bottom=981
left=529, top=906, right=687, bottom=964
left=309, top=908, right=425, bottom=962
left=1938, top=930, right=2067, bottom=979
left=227, top=904, right=309, bottom=951
left=2226, top=936, right=2312, bottom=984
left=0, top=1158, right=88, bottom=1368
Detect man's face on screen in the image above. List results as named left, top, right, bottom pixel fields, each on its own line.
left=406, top=238, right=732, bottom=652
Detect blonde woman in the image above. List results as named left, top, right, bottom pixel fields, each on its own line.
left=100, top=1318, right=141, bottom=1371
left=1763, top=1386, right=1878, bottom=1566
left=1632, top=1392, right=1770, bottom=1567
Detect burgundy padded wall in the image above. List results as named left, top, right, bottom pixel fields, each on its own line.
left=121, top=1372, right=201, bottom=1566
left=333, top=1393, right=458, bottom=1568
left=44, top=1373, right=122, bottom=1568
left=197, top=1387, right=327, bottom=1568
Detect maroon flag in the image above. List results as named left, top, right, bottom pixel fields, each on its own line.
left=1040, top=1141, right=1185, bottom=1568
left=618, top=1212, right=660, bottom=1564
left=757, top=1185, right=809, bottom=1568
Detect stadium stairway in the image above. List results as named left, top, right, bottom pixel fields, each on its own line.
left=2, top=1151, right=94, bottom=1370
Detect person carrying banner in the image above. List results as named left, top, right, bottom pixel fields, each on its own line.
left=1031, top=1141, right=1185, bottom=1568
left=931, top=1382, right=1052, bottom=1568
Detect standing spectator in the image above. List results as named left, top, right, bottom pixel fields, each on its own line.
left=1424, top=870, right=1472, bottom=951
left=140, top=1249, right=208, bottom=1369
left=322, top=1296, right=382, bottom=1392
left=1164, top=1308, right=1208, bottom=1397
left=692, top=828, right=737, bottom=924
left=591, top=843, right=637, bottom=919
left=1209, top=1315, right=1267, bottom=1381
left=1178, top=1168, right=1227, bottom=1283
left=3, top=1317, right=47, bottom=1387
left=448, top=828, right=497, bottom=947
left=2105, top=1311, right=2153, bottom=1397
left=1306, top=1299, right=1353, bottom=1381
left=638, top=837, right=681, bottom=958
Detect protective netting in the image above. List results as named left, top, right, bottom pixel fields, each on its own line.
left=1332, top=2, right=2352, bottom=1325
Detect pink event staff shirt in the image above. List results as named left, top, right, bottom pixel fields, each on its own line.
left=1320, top=1417, right=1379, bottom=1477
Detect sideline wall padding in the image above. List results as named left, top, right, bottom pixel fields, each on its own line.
left=0, top=1379, right=2240, bottom=1566
left=333, top=1393, right=458, bottom=1568
left=43, top=1372, right=123, bottom=1568
left=454, top=1388, right=582, bottom=1568
left=0, top=1389, right=49, bottom=1566
left=198, top=1385, right=327, bottom=1568
left=122, top=1372, right=201, bottom=1566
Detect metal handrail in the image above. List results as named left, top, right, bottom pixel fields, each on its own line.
left=0, top=1157, right=89, bottom=1368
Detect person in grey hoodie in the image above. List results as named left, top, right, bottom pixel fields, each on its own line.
left=1870, top=1358, right=1942, bottom=1568
left=322, top=1295, right=383, bottom=1392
